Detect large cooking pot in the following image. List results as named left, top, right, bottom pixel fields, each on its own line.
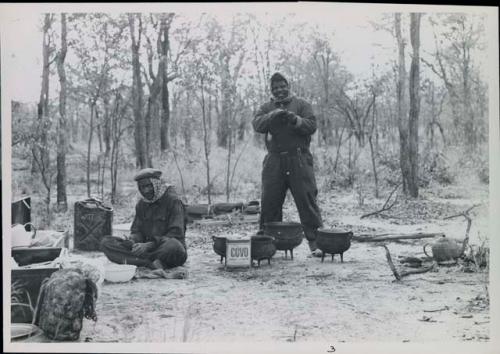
left=251, top=235, right=277, bottom=266
left=316, top=229, right=353, bottom=263
left=263, top=222, right=303, bottom=260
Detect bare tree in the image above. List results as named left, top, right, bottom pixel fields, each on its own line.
left=422, top=14, right=486, bottom=150
left=407, top=13, right=422, bottom=197
left=56, top=13, right=68, bottom=212
left=310, top=34, right=337, bottom=146
left=159, top=15, right=173, bottom=152
left=33, top=13, right=56, bottom=224
left=394, top=13, right=411, bottom=194
left=333, top=86, right=376, bottom=149
left=129, top=13, right=148, bottom=168
left=199, top=74, right=212, bottom=205
left=110, top=90, right=131, bottom=204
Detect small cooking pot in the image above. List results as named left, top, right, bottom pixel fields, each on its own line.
left=316, top=229, right=353, bottom=263
left=212, top=236, right=227, bottom=263
left=251, top=235, right=277, bottom=266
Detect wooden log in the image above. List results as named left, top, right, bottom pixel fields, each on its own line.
left=353, top=232, right=444, bottom=242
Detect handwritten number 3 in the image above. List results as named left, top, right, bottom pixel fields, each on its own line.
left=327, top=346, right=336, bottom=353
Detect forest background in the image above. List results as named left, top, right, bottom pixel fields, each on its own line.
left=3, top=5, right=491, bottom=230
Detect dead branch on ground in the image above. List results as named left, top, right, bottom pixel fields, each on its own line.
left=353, top=232, right=444, bottom=242
left=382, top=244, right=436, bottom=281
left=382, top=244, right=401, bottom=281
left=360, top=182, right=401, bottom=219
left=423, top=306, right=449, bottom=313
left=443, top=204, right=480, bottom=255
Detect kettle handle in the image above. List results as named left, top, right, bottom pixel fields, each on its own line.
left=23, top=222, right=37, bottom=239
left=423, top=243, right=432, bottom=258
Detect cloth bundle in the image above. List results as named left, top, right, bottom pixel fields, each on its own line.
left=135, top=266, right=189, bottom=279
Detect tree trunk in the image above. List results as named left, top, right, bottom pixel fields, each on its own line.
left=56, top=13, right=68, bottom=212
left=103, top=95, right=111, bottom=156
left=34, top=14, right=54, bottom=225
left=218, top=100, right=230, bottom=148
left=217, top=64, right=231, bottom=148
left=183, top=90, right=192, bottom=150
left=333, top=126, right=345, bottom=173
left=160, top=17, right=172, bottom=151
left=37, top=14, right=52, bottom=177
left=226, top=126, right=233, bottom=202
left=368, top=136, right=379, bottom=198
left=110, top=92, right=124, bottom=204
left=207, top=86, right=213, bottom=132
left=170, top=90, right=180, bottom=146
left=428, top=83, right=435, bottom=151
left=144, top=95, right=153, bottom=168
left=395, top=13, right=411, bottom=194
left=200, top=76, right=212, bottom=205
left=408, top=13, right=421, bottom=198
left=128, top=14, right=147, bottom=169
left=86, top=103, right=95, bottom=198
left=462, top=43, right=475, bottom=149
left=72, top=108, right=79, bottom=143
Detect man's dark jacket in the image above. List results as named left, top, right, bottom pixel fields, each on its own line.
left=252, top=96, right=317, bottom=152
left=130, top=187, right=187, bottom=248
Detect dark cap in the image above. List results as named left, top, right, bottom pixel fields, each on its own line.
left=134, top=168, right=162, bottom=181
left=270, top=72, right=288, bottom=86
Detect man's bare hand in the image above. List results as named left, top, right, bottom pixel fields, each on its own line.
left=285, top=111, right=298, bottom=124
left=270, top=108, right=286, bottom=119
left=131, top=242, right=154, bottom=256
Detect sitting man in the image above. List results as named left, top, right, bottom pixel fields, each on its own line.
left=100, top=168, right=188, bottom=269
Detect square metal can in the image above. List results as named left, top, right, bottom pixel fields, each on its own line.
left=225, top=238, right=251, bottom=269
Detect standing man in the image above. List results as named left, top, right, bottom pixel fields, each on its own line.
left=100, top=168, right=188, bottom=269
left=253, top=72, right=323, bottom=257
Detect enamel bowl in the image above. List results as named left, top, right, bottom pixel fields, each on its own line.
left=104, top=264, right=137, bottom=282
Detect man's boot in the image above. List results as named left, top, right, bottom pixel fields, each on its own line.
left=308, top=240, right=323, bottom=257
left=304, top=227, right=323, bottom=258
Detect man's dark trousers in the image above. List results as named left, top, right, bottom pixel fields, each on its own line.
left=100, top=236, right=187, bottom=268
left=259, top=148, right=322, bottom=241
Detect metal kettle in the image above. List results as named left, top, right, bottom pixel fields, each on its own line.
left=11, top=223, right=37, bottom=247
left=423, top=235, right=465, bottom=263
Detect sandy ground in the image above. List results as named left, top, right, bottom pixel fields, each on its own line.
left=18, top=186, right=490, bottom=343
